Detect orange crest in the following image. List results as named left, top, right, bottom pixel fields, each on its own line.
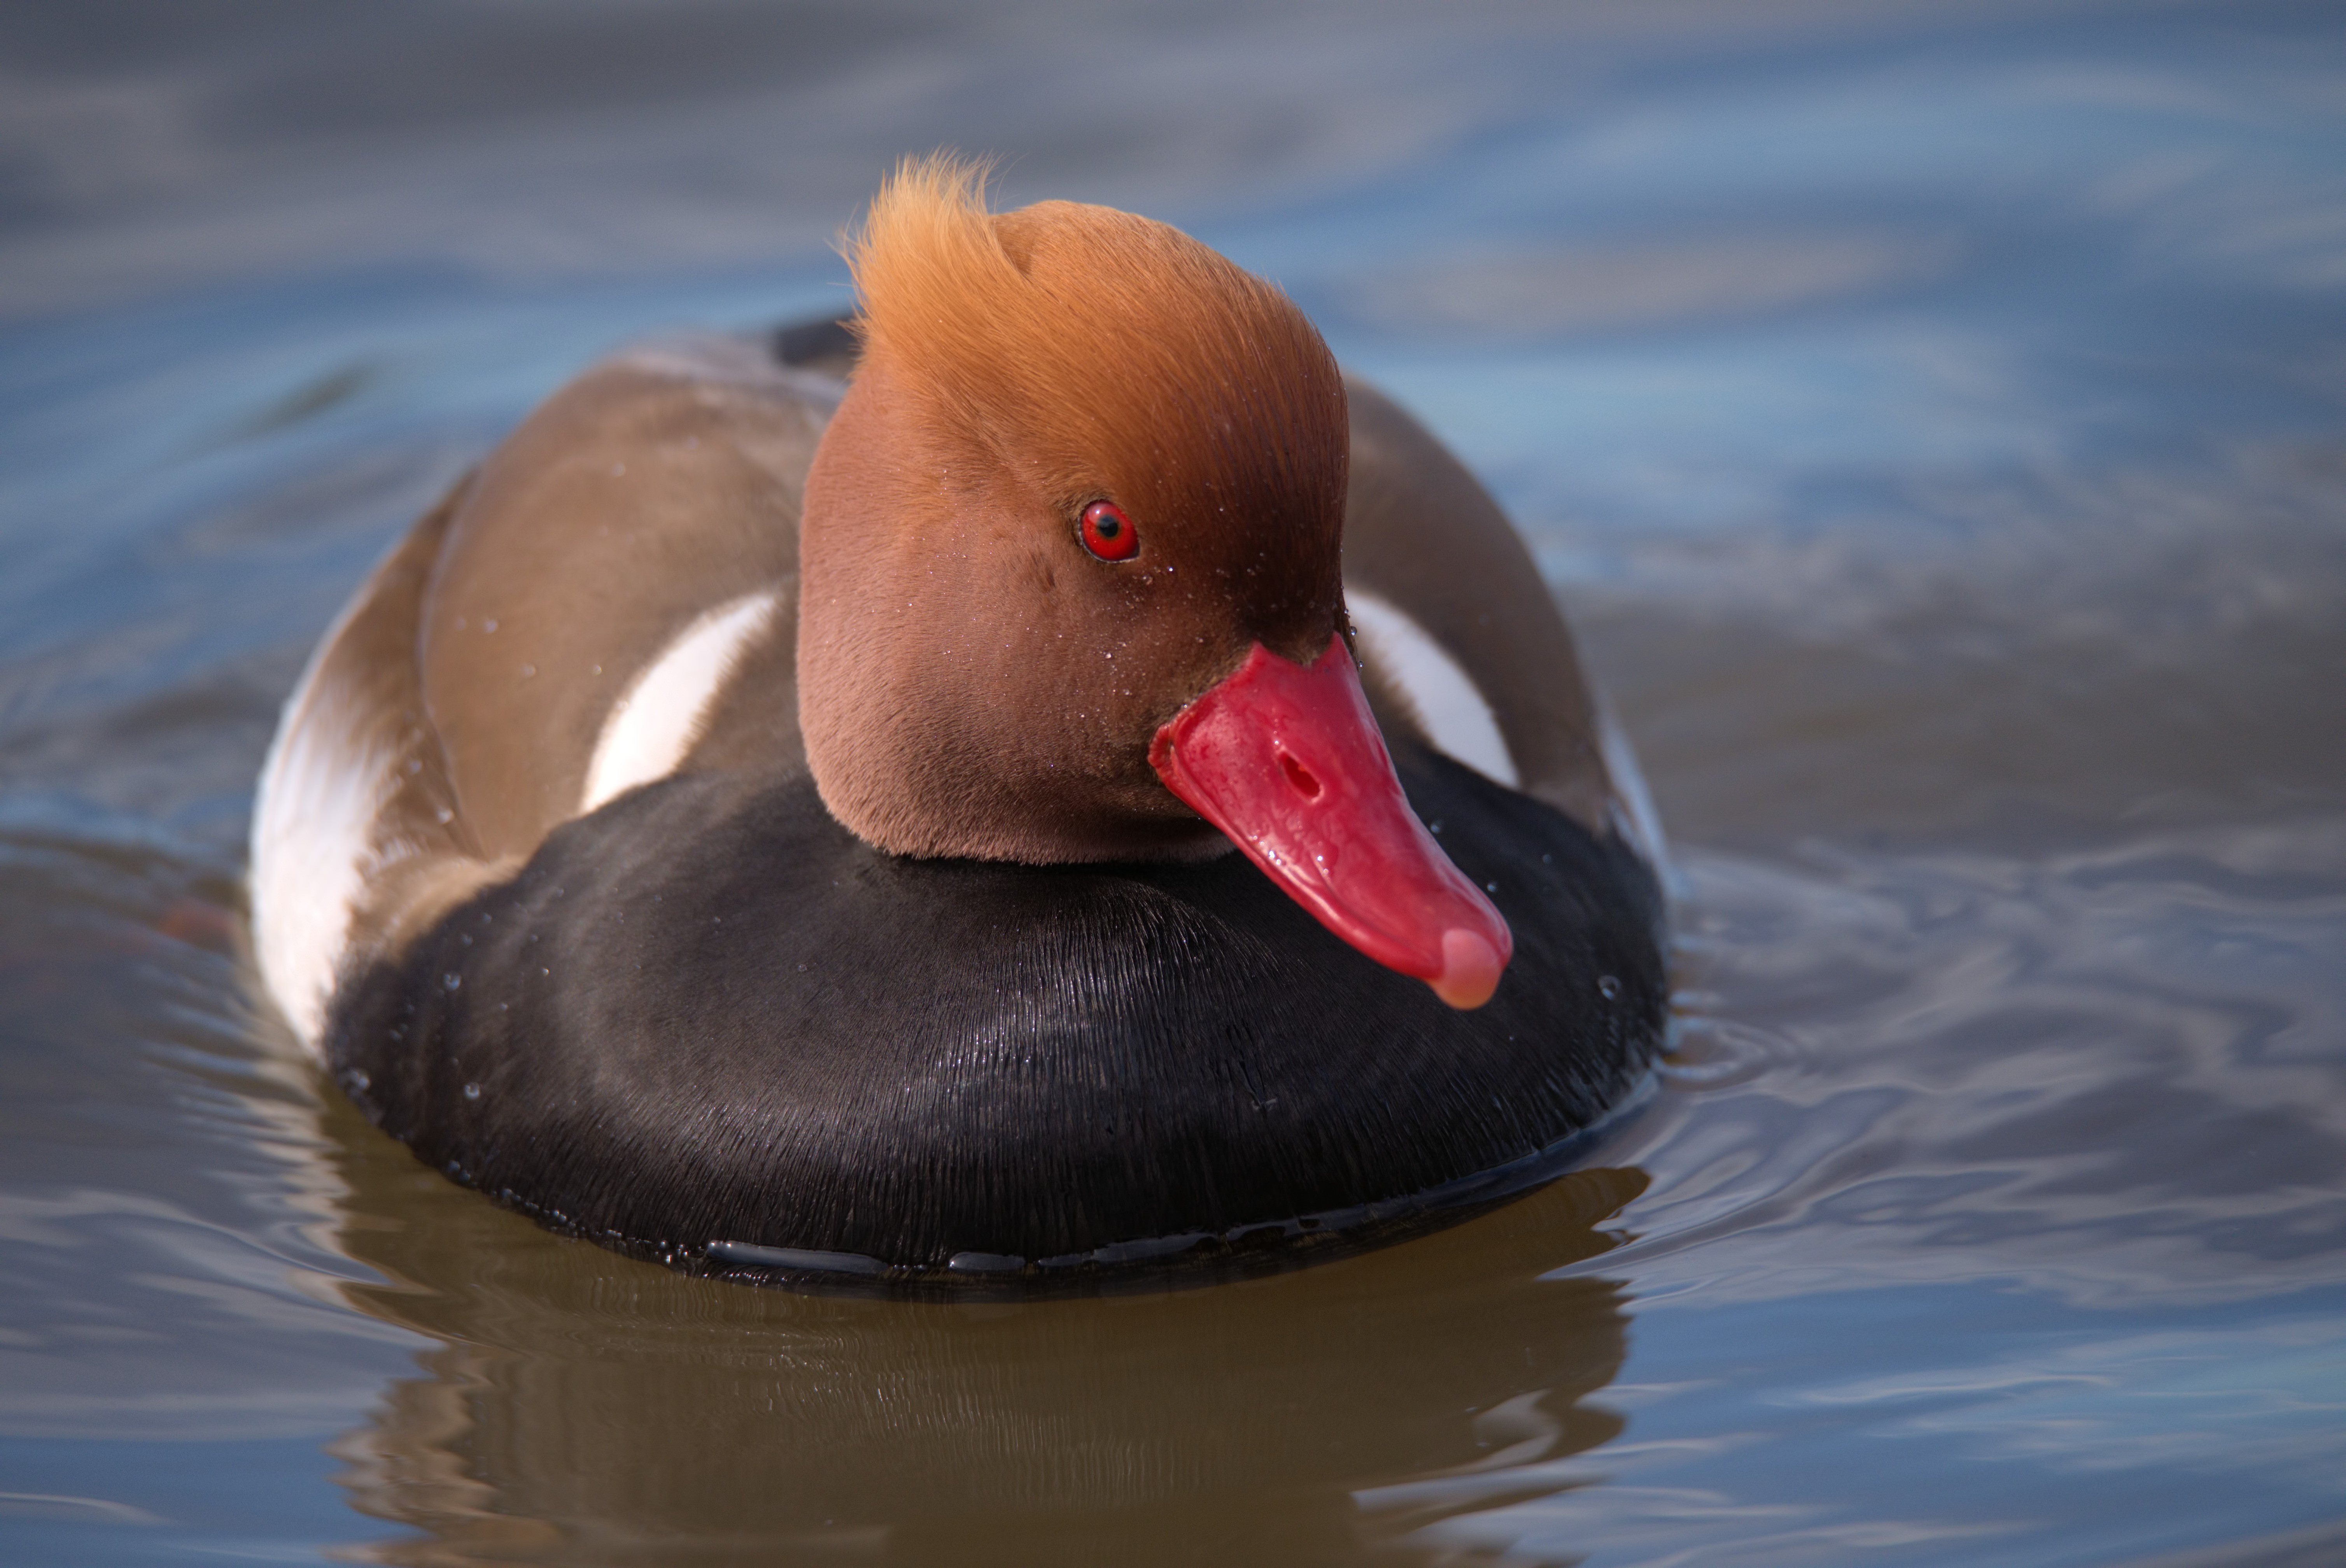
left=845, top=154, right=1347, bottom=548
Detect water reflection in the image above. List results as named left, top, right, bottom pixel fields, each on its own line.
left=317, top=1090, right=1643, bottom=1566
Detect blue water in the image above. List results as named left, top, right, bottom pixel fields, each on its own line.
left=4, top=2, right=2343, bottom=1563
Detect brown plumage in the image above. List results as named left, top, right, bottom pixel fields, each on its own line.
left=800, top=157, right=1353, bottom=863
left=847, top=156, right=1347, bottom=568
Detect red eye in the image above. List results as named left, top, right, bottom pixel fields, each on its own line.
left=1079, top=500, right=1140, bottom=562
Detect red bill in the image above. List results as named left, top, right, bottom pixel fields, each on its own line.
left=1150, top=637, right=1513, bottom=1009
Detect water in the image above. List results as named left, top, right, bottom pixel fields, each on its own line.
left=4, top=2, right=2344, bottom=1563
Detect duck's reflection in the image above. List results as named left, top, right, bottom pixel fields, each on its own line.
left=317, top=1089, right=1640, bottom=1566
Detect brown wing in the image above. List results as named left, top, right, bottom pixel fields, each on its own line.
left=253, top=338, right=835, bottom=1043
left=1341, top=377, right=1612, bottom=831
left=414, top=338, right=832, bottom=862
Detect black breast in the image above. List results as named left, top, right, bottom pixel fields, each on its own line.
left=327, top=747, right=1665, bottom=1292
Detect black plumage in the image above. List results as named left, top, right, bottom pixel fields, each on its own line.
left=329, top=744, right=1664, bottom=1292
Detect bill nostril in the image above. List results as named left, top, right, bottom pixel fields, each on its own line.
left=1278, top=752, right=1322, bottom=800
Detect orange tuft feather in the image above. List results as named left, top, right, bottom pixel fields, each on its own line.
left=844, top=153, right=1346, bottom=559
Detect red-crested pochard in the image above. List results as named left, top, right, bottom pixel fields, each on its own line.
left=251, top=157, right=1667, bottom=1288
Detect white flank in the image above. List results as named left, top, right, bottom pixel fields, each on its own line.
left=250, top=647, right=395, bottom=1054
left=1597, top=695, right=1672, bottom=876
left=581, top=591, right=778, bottom=813
left=1345, top=587, right=1519, bottom=788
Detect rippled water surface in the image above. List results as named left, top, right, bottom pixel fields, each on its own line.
left=5, top=3, right=2344, bottom=1563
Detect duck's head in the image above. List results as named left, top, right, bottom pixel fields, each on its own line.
left=798, top=157, right=1510, bottom=1008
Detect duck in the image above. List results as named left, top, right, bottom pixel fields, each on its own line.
left=250, top=156, right=1668, bottom=1291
